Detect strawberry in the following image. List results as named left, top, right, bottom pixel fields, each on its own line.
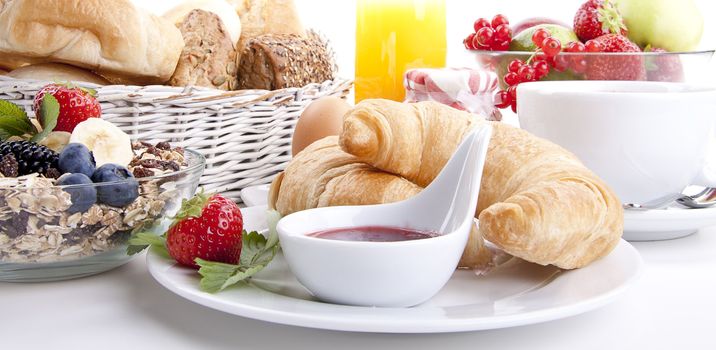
left=585, top=34, right=646, bottom=81
left=32, top=83, right=101, bottom=133
left=573, top=0, right=627, bottom=42
left=166, top=192, right=244, bottom=268
left=645, top=47, right=684, bottom=82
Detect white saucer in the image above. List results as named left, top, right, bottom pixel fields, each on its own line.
left=240, top=184, right=270, bottom=207
left=146, top=205, right=643, bottom=333
left=624, top=205, right=716, bottom=241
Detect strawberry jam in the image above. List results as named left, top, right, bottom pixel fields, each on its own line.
left=308, top=226, right=438, bottom=242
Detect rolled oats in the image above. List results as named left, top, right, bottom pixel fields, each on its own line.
left=0, top=142, right=191, bottom=264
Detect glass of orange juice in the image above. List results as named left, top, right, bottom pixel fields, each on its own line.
left=355, top=0, right=447, bottom=103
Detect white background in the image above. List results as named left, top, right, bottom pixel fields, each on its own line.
left=138, top=0, right=716, bottom=80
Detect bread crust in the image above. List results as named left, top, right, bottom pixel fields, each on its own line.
left=0, top=0, right=184, bottom=84
left=168, top=9, right=238, bottom=90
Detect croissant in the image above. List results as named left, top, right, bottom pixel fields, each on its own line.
left=268, top=135, right=493, bottom=269
left=340, top=99, right=623, bottom=269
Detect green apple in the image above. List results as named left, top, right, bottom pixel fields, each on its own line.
left=616, top=0, right=703, bottom=51
left=509, top=24, right=578, bottom=52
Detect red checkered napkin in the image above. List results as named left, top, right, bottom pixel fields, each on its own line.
left=404, top=67, right=501, bottom=120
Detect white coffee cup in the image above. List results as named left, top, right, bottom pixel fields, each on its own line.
left=517, top=81, right=716, bottom=205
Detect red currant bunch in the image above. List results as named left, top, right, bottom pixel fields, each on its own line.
left=493, top=29, right=565, bottom=113
left=463, top=14, right=512, bottom=51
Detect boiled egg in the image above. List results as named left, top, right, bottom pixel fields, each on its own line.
left=292, top=96, right=351, bottom=155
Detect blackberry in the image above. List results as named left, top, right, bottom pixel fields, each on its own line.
left=0, top=140, right=59, bottom=177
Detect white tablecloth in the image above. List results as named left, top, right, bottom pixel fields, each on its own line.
left=2, top=227, right=715, bottom=349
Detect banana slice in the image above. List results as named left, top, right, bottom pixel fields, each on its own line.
left=69, top=119, right=134, bottom=167
left=39, top=131, right=71, bottom=153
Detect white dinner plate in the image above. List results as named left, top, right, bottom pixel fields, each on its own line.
left=624, top=205, right=716, bottom=241
left=146, top=205, right=643, bottom=333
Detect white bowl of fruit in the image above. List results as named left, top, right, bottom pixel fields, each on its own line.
left=0, top=83, right=204, bottom=282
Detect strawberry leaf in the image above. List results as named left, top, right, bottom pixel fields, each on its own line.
left=0, top=100, right=36, bottom=141
left=197, top=211, right=282, bottom=293
left=172, top=189, right=211, bottom=225
left=30, top=95, right=59, bottom=143
left=127, top=231, right=167, bottom=256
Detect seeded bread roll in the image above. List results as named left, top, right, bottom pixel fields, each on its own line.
left=163, top=0, right=242, bottom=46
left=169, top=9, right=239, bottom=90
left=237, top=33, right=335, bottom=90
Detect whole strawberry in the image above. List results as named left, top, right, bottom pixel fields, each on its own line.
left=645, top=47, right=684, bottom=82
left=585, top=34, right=645, bottom=81
left=573, top=0, right=627, bottom=42
left=166, top=192, right=244, bottom=268
left=32, top=83, right=101, bottom=133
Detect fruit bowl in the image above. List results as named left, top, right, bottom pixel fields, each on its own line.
left=0, top=148, right=205, bottom=282
left=472, top=50, right=715, bottom=88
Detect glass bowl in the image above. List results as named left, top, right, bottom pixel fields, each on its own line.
left=472, top=50, right=715, bottom=88
left=0, top=149, right=205, bottom=282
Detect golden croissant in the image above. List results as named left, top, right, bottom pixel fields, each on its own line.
left=340, top=99, right=623, bottom=269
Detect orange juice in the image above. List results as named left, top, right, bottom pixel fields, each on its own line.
left=355, top=0, right=447, bottom=102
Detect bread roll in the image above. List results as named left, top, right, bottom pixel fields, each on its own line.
left=7, top=63, right=109, bottom=85
left=163, top=0, right=242, bottom=46
left=169, top=9, right=238, bottom=90
left=0, top=0, right=184, bottom=84
left=237, top=33, right=335, bottom=90
left=230, top=0, right=305, bottom=52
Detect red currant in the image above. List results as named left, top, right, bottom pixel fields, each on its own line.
left=531, top=29, right=551, bottom=48
left=566, top=41, right=586, bottom=53
left=533, top=52, right=548, bottom=63
left=475, top=27, right=495, bottom=47
left=491, top=14, right=509, bottom=28
left=508, top=59, right=524, bottom=73
left=503, top=72, right=520, bottom=86
left=492, top=40, right=510, bottom=51
left=494, top=90, right=512, bottom=109
left=533, top=61, right=550, bottom=79
left=473, top=18, right=491, bottom=33
left=463, top=33, right=477, bottom=50
left=553, top=55, right=569, bottom=72
left=507, top=85, right=517, bottom=100
left=571, top=59, right=588, bottom=73
left=585, top=40, right=602, bottom=52
left=494, top=24, right=512, bottom=42
left=518, top=66, right=535, bottom=82
left=542, top=37, right=562, bottom=57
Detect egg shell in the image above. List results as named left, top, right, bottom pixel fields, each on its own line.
left=292, top=96, right=351, bottom=156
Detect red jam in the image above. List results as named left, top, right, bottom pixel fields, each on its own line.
left=308, top=226, right=438, bottom=242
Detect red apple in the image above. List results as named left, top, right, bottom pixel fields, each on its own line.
left=512, top=17, right=570, bottom=36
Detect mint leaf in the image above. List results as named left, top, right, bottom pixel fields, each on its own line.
left=30, top=95, right=59, bottom=143
left=0, top=100, right=36, bottom=141
left=197, top=212, right=282, bottom=293
left=127, top=231, right=167, bottom=256
left=0, top=100, right=28, bottom=119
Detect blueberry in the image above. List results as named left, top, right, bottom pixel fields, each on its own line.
left=58, top=143, right=96, bottom=177
left=57, top=173, right=97, bottom=213
left=92, top=164, right=139, bottom=208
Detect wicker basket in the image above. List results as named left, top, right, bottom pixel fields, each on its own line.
left=0, top=76, right=353, bottom=201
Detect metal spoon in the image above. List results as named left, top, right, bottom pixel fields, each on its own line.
left=623, top=187, right=716, bottom=210
left=676, top=187, right=716, bottom=209
left=623, top=192, right=685, bottom=211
